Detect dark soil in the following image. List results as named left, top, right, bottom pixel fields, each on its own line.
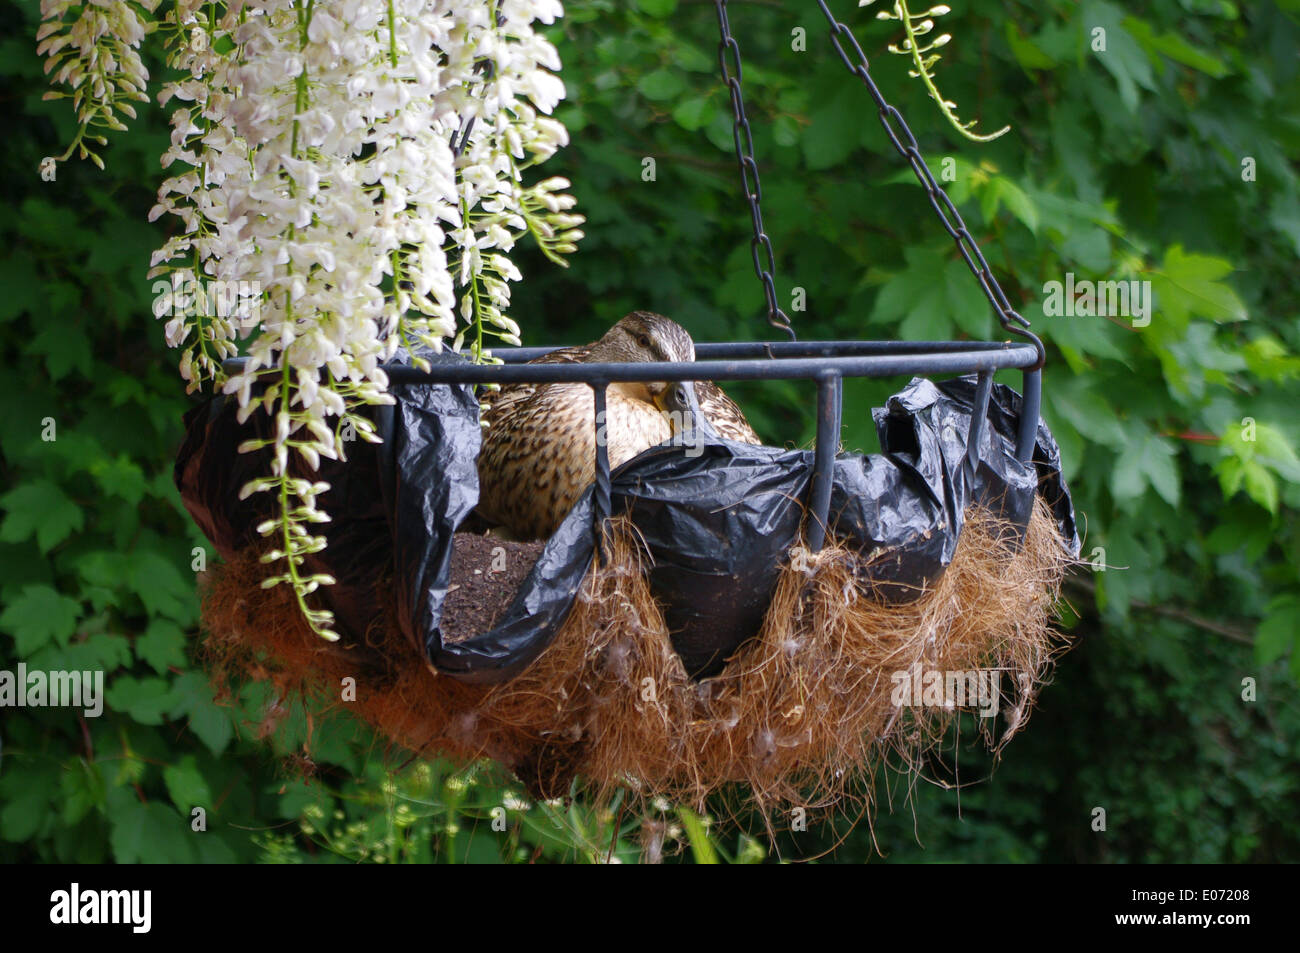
left=441, top=532, right=546, bottom=643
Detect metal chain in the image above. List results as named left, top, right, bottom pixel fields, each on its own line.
left=714, top=0, right=796, bottom=341
left=450, top=12, right=505, bottom=159
left=815, top=0, right=1045, bottom=370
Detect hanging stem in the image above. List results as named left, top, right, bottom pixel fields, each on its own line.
left=387, top=0, right=398, bottom=67
left=891, top=0, right=1010, bottom=143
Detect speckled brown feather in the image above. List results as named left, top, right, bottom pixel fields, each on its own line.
left=697, top=381, right=760, bottom=444
left=478, top=383, right=674, bottom=539
left=477, top=314, right=761, bottom=539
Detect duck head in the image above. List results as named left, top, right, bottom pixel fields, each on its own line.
left=589, top=311, right=702, bottom=433
left=588, top=310, right=696, bottom=364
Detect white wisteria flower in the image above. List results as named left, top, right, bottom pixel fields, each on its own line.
left=39, top=0, right=583, bottom=639
left=37, top=0, right=158, bottom=170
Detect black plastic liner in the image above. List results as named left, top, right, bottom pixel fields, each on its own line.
left=176, top=354, right=1079, bottom=684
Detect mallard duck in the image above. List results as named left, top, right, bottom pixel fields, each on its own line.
left=476, top=311, right=760, bottom=540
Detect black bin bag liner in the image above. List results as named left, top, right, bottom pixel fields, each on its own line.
left=613, top=442, right=814, bottom=679
left=421, top=441, right=814, bottom=682
left=384, top=352, right=482, bottom=663
left=420, top=488, right=598, bottom=682
left=834, top=376, right=1080, bottom=602
left=175, top=360, right=1078, bottom=686
left=886, top=376, right=1078, bottom=547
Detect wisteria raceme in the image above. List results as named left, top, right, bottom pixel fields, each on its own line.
left=37, top=0, right=158, bottom=171
left=39, top=0, right=582, bottom=639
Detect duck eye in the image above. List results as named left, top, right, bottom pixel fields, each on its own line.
left=637, top=334, right=653, bottom=350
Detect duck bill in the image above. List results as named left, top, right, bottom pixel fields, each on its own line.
left=653, top=380, right=703, bottom=435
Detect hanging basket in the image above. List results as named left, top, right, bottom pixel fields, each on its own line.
left=178, top=2, right=1082, bottom=813
left=182, top=354, right=1079, bottom=807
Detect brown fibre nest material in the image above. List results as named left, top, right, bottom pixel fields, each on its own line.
left=200, top=498, right=1075, bottom=819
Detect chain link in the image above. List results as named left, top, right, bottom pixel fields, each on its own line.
left=450, top=13, right=505, bottom=159
left=815, top=0, right=1045, bottom=370
left=714, top=0, right=795, bottom=341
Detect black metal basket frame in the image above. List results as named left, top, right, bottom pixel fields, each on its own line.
left=386, top=340, right=1041, bottom=553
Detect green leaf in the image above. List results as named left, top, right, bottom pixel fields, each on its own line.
left=125, top=549, right=196, bottom=623
left=1112, top=429, right=1180, bottom=507
left=870, top=241, right=1011, bottom=343
left=276, top=779, right=322, bottom=820
left=671, top=96, right=716, bottom=132
left=0, top=764, right=58, bottom=841
left=672, top=44, right=714, bottom=74
left=27, top=324, right=93, bottom=381
left=163, top=756, right=213, bottom=812
left=16, top=198, right=86, bottom=253
left=772, top=114, right=800, bottom=147
left=1004, top=23, right=1057, bottom=70
left=0, top=479, right=84, bottom=552
left=943, top=257, right=993, bottom=338
left=802, top=84, right=860, bottom=171
left=992, top=177, right=1040, bottom=234
left=1038, top=311, right=1132, bottom=370
left=703, top=110, right=735, bottom=154
left=1254, top=424, right=1300, bottom=481
left=134, top=618, right=188, bottom=674
left=1123, top=17, right=1230, bottom=77
left=1216, top=455, right=1244, bottom=498
left=0, top=584, right=81, bottom=654
left=187, top=701, right=235, bottom=756
left=1061, top=228, right=1113, bottom=272
left=170, top=672, right=234, bottom=754
left=1268, top=192, right=1300, bottom=257
left=635, top=0, right=677, bottom=16
left=1241, top=459, right=1279, bottom=515
left=106, top=787, right=196, bottom=863
left=1256, top=596, right=1300, bottom=667
left=1081, top=2, right=1156, bottom=112
left=637, top=69, right=686, bottom=101
left=1047, top=376, right=1127, bottom=445
left=871, top=245, right=952, bottom=339
left=0, top=252, right=41, bottom=323
left=0, top=540, right=52, bottom=594
left=677, top=808, right=718, bottom=864
left=1243, top=335, right=1300, bottom=383
left=106, top=675, right=176, bottom=725
left=61, top=760, right=107, bottom=826
left=195, top=835, right=238, bottom=864
left=90, top=455, right=147, bottom=506
left=45, top=632, right=133, bottom=674
left=1150, top=245, right=1248, bottom=328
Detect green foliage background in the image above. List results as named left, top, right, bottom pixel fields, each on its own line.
left=2, top=0, right=1298, bottom=862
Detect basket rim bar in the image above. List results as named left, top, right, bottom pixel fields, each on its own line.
left=222, top=340, right=1039, bottom=385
